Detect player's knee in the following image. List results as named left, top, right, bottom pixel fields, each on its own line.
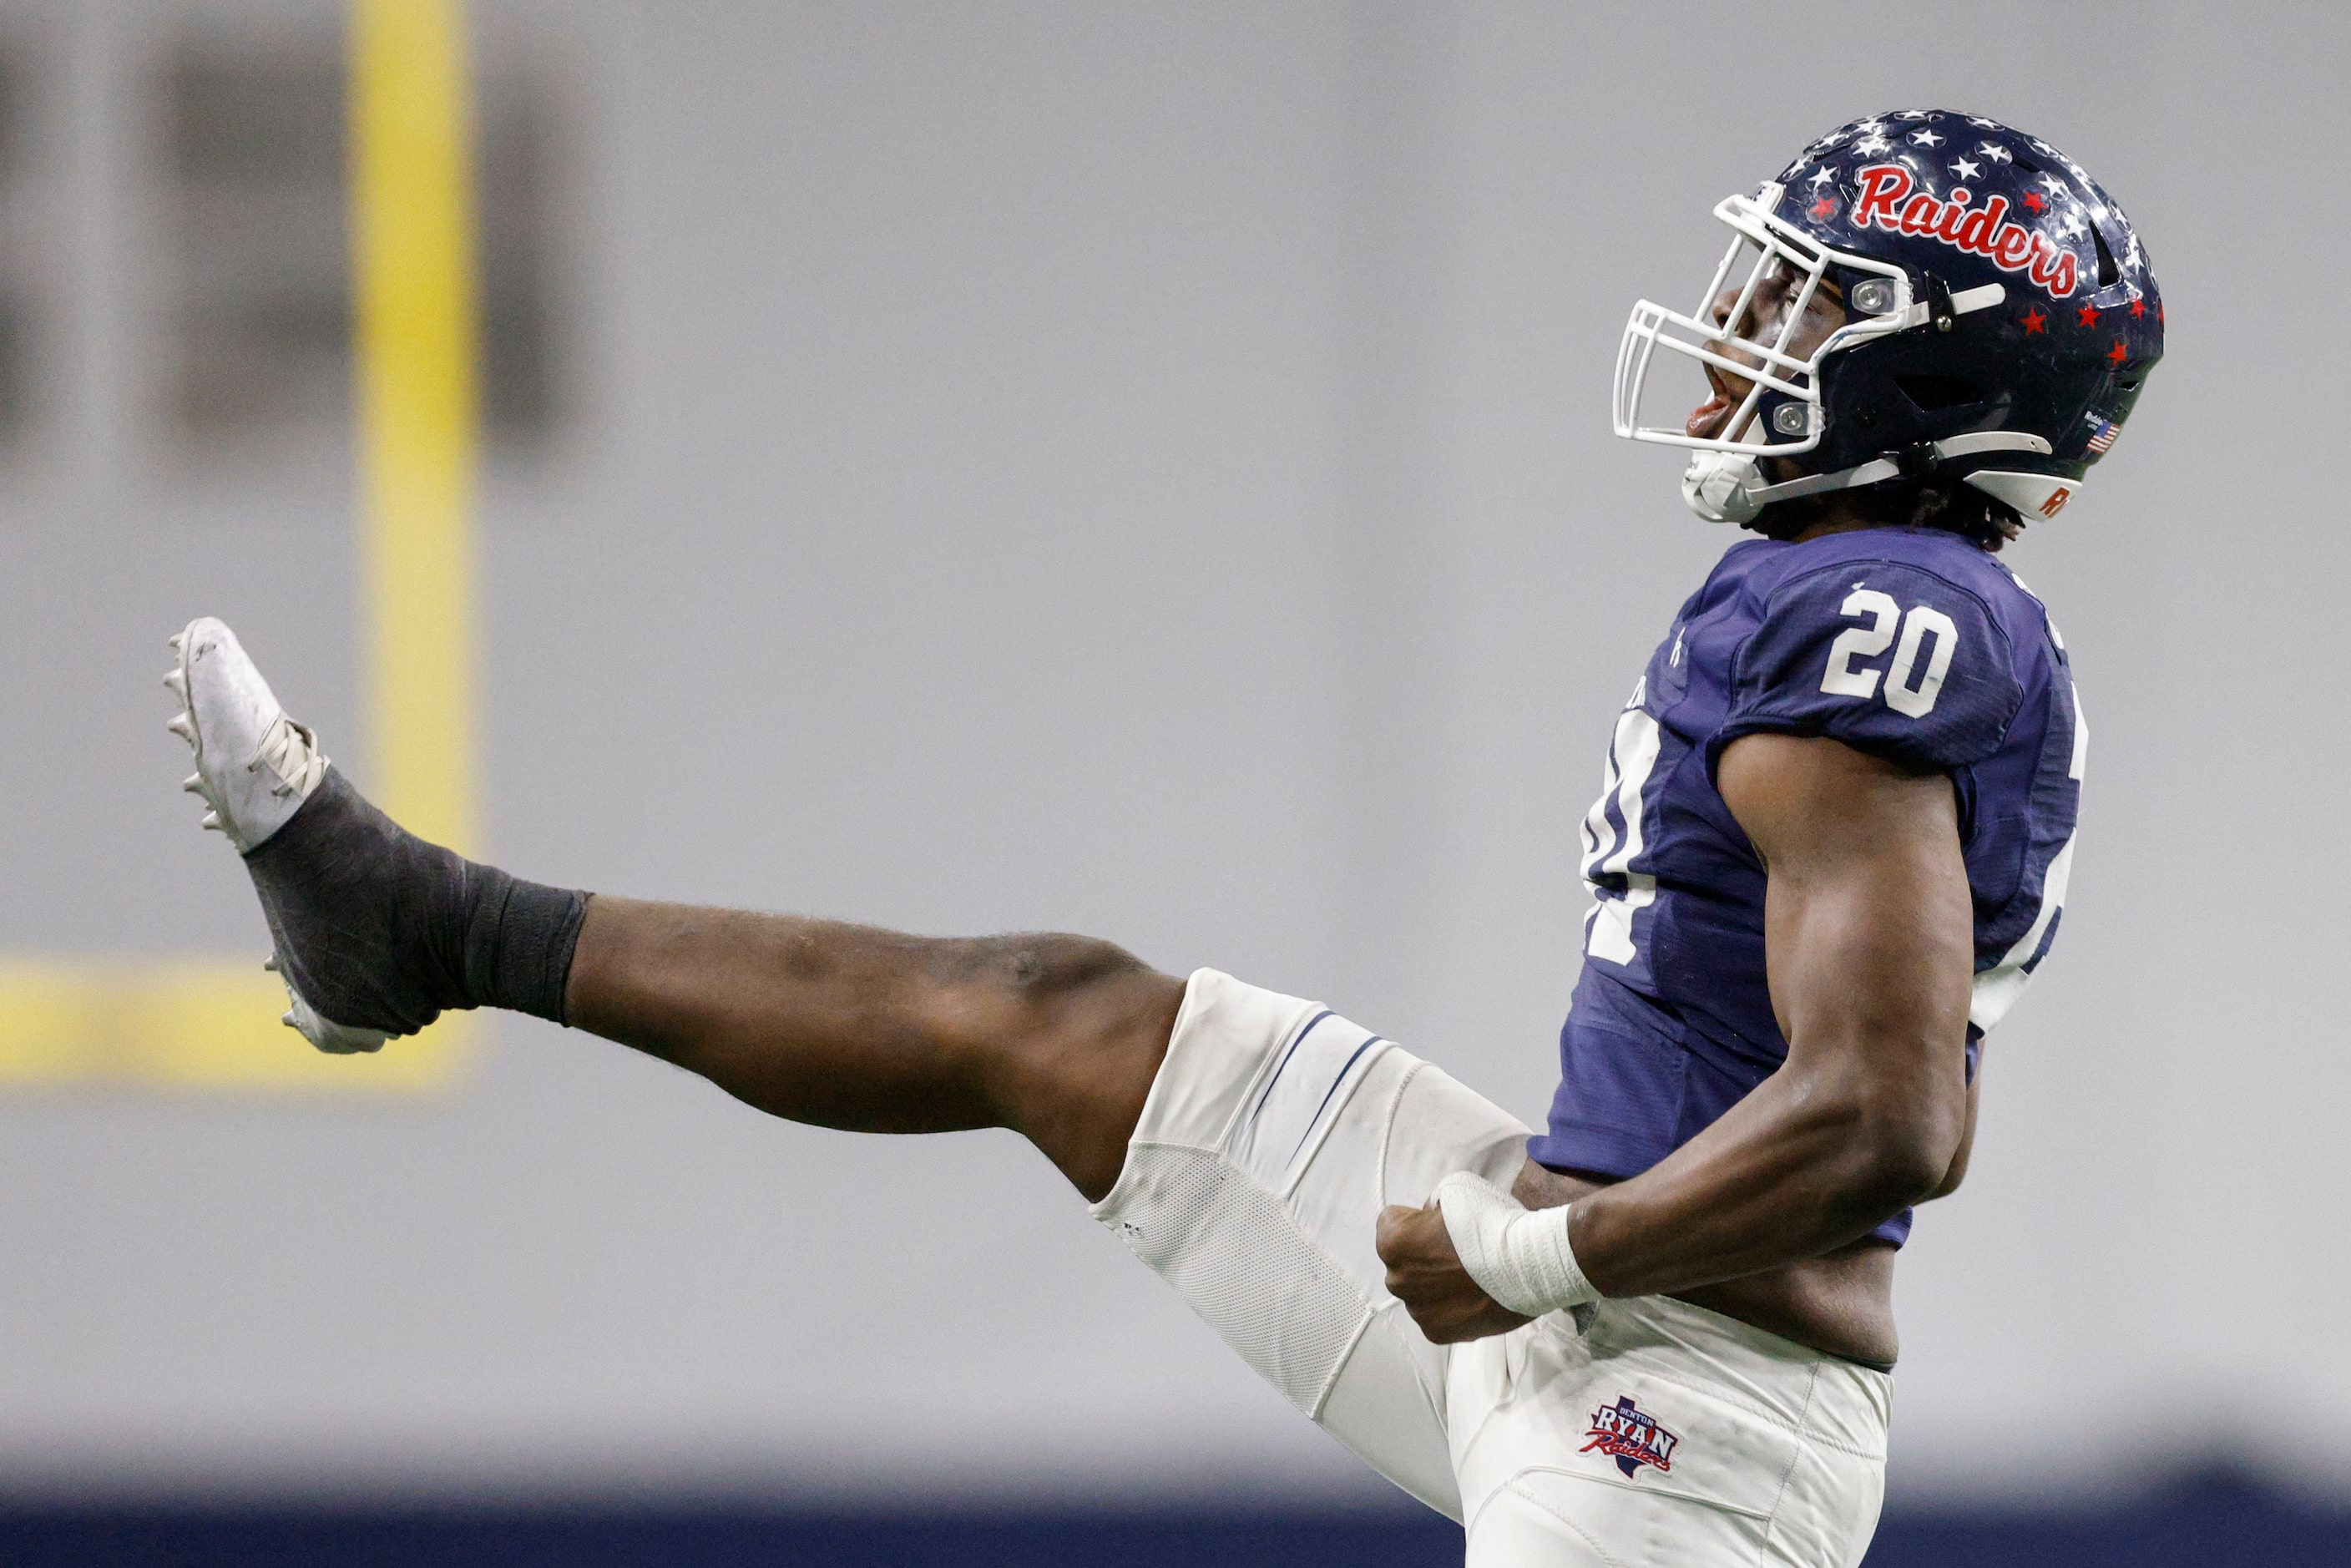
left=924, top=931, right=1160, bottom=1037
left=965, top=932, right=1153, bottom=1012
left=931, top=933, right=1179, bottom=1175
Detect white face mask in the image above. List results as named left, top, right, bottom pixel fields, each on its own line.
left=1614, top=186, right=1916, bottom=462
left=1612, top=183, right=2021, bottom=451
left=1629, top=186, right=2035, bottom=528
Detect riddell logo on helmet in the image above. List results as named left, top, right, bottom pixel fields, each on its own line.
left=1848, top=164, right=2080, bottom=297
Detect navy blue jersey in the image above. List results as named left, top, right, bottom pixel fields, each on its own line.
left=1527, top=526, right=2083, bottom=1246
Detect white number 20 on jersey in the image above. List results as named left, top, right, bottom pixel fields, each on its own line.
left=1819, top=588, right=1959, bottom=718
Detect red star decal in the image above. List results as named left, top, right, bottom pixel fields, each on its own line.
left=2107, top=339, right=2128, bottom=365
left=1810, top=196, right=1836, bottom=220
left=2022, top=191, right=2046, bottom=212
left=2020, top=308, right=2047, bottom=334
left=2128, top=297, right=2146, bottom=319
left=2076, top=303, right=2100, bottom=326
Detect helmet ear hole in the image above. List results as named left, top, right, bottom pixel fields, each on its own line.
left=2089, top=224, right=2121, bottom=290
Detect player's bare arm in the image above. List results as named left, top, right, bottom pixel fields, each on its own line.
left=1584, top=731, right=1975, bottom=1287
left=1377, top=731, right=1973, bottom=1356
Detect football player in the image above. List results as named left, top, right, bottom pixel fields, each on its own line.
left=164, top=109, right=2156, bottom=1565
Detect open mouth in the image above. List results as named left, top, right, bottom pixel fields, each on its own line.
left=1687, top=363, right=1742, bottom=441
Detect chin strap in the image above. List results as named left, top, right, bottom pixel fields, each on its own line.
left=1683, top=431, right=2058, bottom=525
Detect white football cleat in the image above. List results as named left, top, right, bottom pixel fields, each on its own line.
left=166, top=618, right=328, bottom=853
left=166, top=618, right=390, bottom=1054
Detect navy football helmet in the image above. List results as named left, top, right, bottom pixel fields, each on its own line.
left=1612, top=109, right=2162, bottom=527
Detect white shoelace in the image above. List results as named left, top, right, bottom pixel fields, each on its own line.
left=251, top=713, right=328, bottom=799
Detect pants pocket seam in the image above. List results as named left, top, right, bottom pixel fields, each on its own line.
left=1756, top=1361, right=1821, bottom=1554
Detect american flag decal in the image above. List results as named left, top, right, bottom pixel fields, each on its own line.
left=2085, top=415, right=2121, bottom=455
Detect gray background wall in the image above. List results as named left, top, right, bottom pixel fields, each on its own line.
left=0, top=0, right=2341, bottom=1510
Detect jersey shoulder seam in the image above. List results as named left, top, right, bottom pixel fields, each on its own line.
left=1764, top=550, right=2017, bottom=613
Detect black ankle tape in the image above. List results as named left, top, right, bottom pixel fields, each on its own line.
left=459, top=873, right=589, bottom=1024
left=244, top=768, right=589, bottom=1034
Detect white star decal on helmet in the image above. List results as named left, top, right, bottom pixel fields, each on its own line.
left=1951, top=158, right=1981, bottom=180
left=1911, top=129, right=1944, bottom=146
left=1977, top=143, right=2012, bottom=162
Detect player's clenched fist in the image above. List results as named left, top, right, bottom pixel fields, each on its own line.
left=1376, top=1201, right=1531, bottom=1345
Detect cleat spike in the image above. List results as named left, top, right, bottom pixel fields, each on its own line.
left=168, top=634, right=183, bottom=652
left=182, top=773, right=203, bottom=793
left=281, top=1011, right=299, bottom=1029
left=262, top=954, right=279, bottom=972
left=200, top=809, right=222, bottom=831
left=162, top=669, right=187, bottom=695
left=166, top=713, right=195, bottom=741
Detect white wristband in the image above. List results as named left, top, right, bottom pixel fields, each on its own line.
left=1433, top=1171, right=1599, bottom=1318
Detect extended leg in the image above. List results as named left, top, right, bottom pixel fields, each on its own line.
left=164, top=616, right=1515, bottom=1527
left=166, top=616, right=1181, bottom=1201
left=565, top=898, right=1182, bottom=1200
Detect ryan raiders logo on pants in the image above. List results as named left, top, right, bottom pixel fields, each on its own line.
left=1583, top=1395, right=1681, bottom=1479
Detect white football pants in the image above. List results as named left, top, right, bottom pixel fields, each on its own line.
left=1091, top=970, right=1890, bottom=1567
